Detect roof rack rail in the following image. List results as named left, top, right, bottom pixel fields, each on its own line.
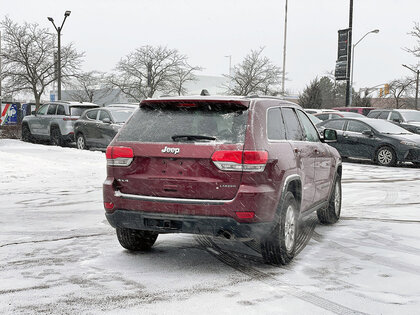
left=246, top=95, right=285, bottom=100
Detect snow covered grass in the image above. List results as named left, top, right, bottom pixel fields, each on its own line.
left=1, top=139, right=419, bottom=314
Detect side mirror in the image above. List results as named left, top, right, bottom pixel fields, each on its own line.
left=102, top=118, right=111, bottom=124
left=323, top=129, right=337, bottom=142
left=392, top=119, right=401, bottom=123
left=362, top=130, right=373, bottom=137
left=31, top=111, right=37, bottom=116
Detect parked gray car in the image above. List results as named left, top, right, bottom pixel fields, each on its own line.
left=21, top=101, right=99, bottom=146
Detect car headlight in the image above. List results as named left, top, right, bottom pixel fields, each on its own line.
left=400, top=140, right=420, bottom=147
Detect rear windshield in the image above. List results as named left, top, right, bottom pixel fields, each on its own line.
left=117, top=103, right=248, bottom=144
left=109, top=108, right=135, bottom=123
left=70, top=106, right=98, bottom=116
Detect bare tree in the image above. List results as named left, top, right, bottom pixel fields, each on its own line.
left=389, top=77, right=415, bottom=108
left=0, top=17, right=84, bottom=107
left=224, top=48, right=282, bottom=96
left=65, top=71, right=112, bottom=103
left=108, top=45, right=201, bottom=101
left=166, top=65, right=202, bottom=96
left=405, top=22, right=420, bottom=58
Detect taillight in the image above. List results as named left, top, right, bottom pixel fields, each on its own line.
left=104, top=202, right=114, bottom=210
left=106, top=146, right=134, bottom=167
left=235, top=211, right=255, bottom=219
left=63, top=117, right=78, bottom=121
left=211, top=150, right=268, bottom=172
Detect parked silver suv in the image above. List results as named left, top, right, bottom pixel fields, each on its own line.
left=21, top=101, right=99, bottom=146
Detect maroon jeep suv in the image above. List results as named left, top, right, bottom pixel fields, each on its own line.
left=103, top=96, right=342, bottom=265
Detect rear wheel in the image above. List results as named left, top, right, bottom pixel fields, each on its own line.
left=116, top=227, right=158, bottom=251
left=376, top=146, right=396, bottom=166
left=261, top=191, right=298, bottom=265
left=76, top=133, right=88, bottom=150
left=317, top=174, right=341, bottom=224
left=21, top=124, right=33, bottom=142
left=50, top=127, right=64, bottom=146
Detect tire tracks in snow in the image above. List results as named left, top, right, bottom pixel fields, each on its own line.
left=312, top=232, right=420, bottom=275
left=195, top=216, right=367, bottom=315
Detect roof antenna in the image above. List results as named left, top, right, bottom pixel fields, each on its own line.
left=200, top=89, right=210, bottom=96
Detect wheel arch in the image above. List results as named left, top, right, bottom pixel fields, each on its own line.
left=281, top=175, right=302, bottom=213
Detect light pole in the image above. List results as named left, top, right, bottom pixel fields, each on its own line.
left=402, top=64, right=419, bottom=110
left=47, top=10, right=71, bottom=101
left=349, top=29, right=379, bottom=105
left=281, top=0, right=288, bottom=96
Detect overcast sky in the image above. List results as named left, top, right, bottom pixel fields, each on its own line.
left=2, top=0, right=420, bottom=95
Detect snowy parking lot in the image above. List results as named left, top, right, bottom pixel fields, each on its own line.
left=1, top=139, right=420, bottom=314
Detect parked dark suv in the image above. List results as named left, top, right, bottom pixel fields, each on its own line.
left=103, top=96, right=342, bottom=265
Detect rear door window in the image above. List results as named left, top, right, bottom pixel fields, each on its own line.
left=57, top=105, right=66, bottom=115
left=346, top=121, right=370, bottom=133
left=86, top=109, right=99, bottom=120
left=99, top=110, right=111, bottom=122
left=47, top=104, right=57, bottom=115
left=267, top=107, right=286, bottom=140
left=390, top=112, right=403, bottom=122
left=117, top=102, right=248, bottom=144
left=323, top=120, right=346, bottom=130
left=282, top=107, right=303, bottom=141
left=378, top=111, right=390, bottom=119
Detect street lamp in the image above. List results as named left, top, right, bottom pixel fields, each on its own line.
left=47, top=10, right=71, bottom=101
left=402, top=64, right=419, bottom=110
left=349, top=29, right=379, bottom=105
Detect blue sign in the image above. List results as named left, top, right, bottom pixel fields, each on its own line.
left=50, top=93, right=55, bottom=101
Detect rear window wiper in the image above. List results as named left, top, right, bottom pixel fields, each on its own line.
left=171, top=134, right=217, bottom=142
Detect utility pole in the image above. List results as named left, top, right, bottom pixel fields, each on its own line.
left=345, top=0, right=353, bottom=107
left=281, top=0, right=288, bottom=96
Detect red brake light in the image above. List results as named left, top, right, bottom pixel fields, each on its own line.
left=243, top=151, right=268, bottom=164
left=235, top=211, right=255, bottom=219
left=63, top=117, right=78, bottom=121
left=211, top=150, right=267, bottom=172
left=106, top=146, right=134, bottom=166
left=211, top=150, right=243, bottom=164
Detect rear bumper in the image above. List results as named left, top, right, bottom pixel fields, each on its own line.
left=105, top=210, right=274, bottom=239
left=103, top=177, right=279, bottom=223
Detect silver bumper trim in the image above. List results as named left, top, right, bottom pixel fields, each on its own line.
left=114, top=190, right=232, bottom=205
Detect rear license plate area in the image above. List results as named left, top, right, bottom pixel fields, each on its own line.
left=144, top=218, right=182, bottom=230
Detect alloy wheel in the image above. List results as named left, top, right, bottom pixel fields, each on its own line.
left=378, top=148, right=393, bottom=165
left=284, top=205, right=296, bottom=252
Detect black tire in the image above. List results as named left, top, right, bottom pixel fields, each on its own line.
left=375, top=146, right=396, bottom=166
left=50, top=127, right=64, bottom=146
left=261, top=191, right=299, bottom=265
left=412, top=162, right=420, bottom=168
left=21, top=124, right=33, bottom=142
left=116, top=227, right=158, bottom=251
left=317, top=174, right=342, bottom=224
left=76, top=133, right=88, bottom=150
